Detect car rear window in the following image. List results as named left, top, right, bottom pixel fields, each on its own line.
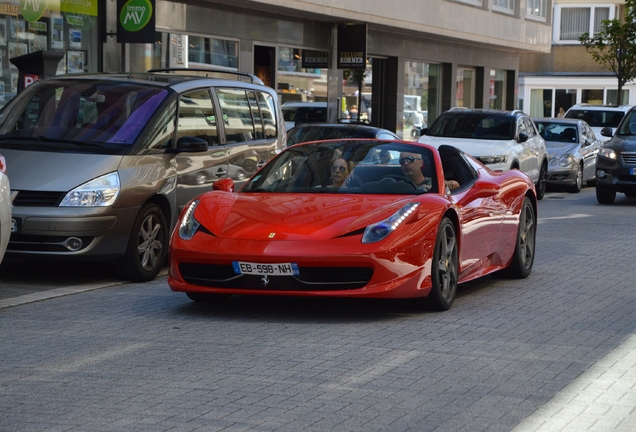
left=564, top=109, right=624, bottom=128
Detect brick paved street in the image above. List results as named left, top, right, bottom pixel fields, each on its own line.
left=1, top=188, right=635, bottom=431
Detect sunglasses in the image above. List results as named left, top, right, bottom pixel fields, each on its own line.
left=331, top=166, right=348, bottom=172
left=399, top=156, right=422, bottom=165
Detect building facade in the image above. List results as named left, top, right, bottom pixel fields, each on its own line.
left=2, top=0, right=551, bottom=137
left=519, top=0, right=635, bottom=117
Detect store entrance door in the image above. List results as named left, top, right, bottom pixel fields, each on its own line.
left=253, top=45, right=276, bottom=89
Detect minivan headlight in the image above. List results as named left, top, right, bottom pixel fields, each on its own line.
left=60, top=172, right=120, bottom=207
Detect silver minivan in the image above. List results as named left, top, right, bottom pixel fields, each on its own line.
left=0, top=70, right=286, bottom=281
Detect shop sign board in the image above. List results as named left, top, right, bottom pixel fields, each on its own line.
left=337, top=23, right=367, bottom=69
left=117, top=0, right=155, bottom=43
left=302, top=50, right=329, bottom=69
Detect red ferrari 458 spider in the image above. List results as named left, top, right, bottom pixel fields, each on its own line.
left=168, top=140, right=537, bottom=311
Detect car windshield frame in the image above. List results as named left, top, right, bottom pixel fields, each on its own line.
left=427, top=112, right=515, bottom=140
left=0, top=78, right=170, bottom=150
left=241, top=140, right=438, bottom=194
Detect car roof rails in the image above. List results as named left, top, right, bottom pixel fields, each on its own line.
left=147, top=68, right=264, bottom=85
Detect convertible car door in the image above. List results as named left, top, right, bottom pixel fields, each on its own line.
left=441, top=149, right=507, bottom=279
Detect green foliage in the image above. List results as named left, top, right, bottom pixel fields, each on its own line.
left=579, top=1, right=636, bottom=105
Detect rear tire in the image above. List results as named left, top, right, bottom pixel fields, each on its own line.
left=596, top=186, right=616, bottom=204
left=117, top=203, right=168, bottom=282
left=420, top=217, right=458, bottom=311
left=501, top=197, right=536, bottom=279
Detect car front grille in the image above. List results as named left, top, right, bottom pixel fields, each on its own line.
left=179, top=263, right=373, bottom=291
left=12, top=191, right=66, bottom=207
left=622, top=152, right=636, bottom=165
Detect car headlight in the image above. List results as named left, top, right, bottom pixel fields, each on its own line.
left=477, top=155, right=508, bottom=164
left=60, top=172, right=120, bottom=207
left=178, top=200, right=200, bottom=240
left=558, top=154, right=574, bottom=167
left=599, top=147, right=617, bottom=160
left=362, top=203, right=420, bottom=244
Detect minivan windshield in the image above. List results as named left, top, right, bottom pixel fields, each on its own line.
left=427, top=112, right=514, bottom=140
left=0, top=79, right=169, bottom=148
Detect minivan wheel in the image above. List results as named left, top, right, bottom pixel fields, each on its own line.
left=596, top=186, right=616, bottom=205
left=117, top=203, right=168, bottom=282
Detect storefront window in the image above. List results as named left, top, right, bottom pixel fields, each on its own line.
left=277, top=47, right=328, bottom=105
left=489, top=69, right=506, bottom=110
left=342, top=60, right=372, bottom=121
left=606, top=89, right=629, bottom=105
left=456, top=68, right=475, bottom=108
left=404, top=60, right=441, bottom=141
left=582, top=89, right=603, bottom=105
left=135, top=32, right=238, bottom=72
left=0, top=0, right=99, bottom=107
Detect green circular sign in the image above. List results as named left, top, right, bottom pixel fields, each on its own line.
left=120, top=0, right=153, bottom=32
left=20, top=0, right=47, bottom=23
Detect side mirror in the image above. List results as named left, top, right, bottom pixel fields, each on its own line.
left=517, top=133, right=529, bottom=143
left=600, top=127, right=614, bottom=138
left=168, top=136, right=209, bottom=153
left=213, top=177, right=234, bottom=192
left=420, top=128, right=429, bottom=136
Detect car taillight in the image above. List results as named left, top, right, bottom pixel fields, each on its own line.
left=0, top=154, right=6, bottom=174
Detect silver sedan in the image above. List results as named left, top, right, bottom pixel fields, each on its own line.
left=533, top=118, right=600, bottom=193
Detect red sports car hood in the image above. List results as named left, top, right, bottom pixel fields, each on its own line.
left=193, top=192, right=427, bottom=240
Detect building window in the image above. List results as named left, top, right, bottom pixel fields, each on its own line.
left=554, top=5, right=613, bottom=43
left=456, top=0, right=484, bottom=7
left=277, top=47, right=328, bottom=105
left=404, top=61, right=442, bottom=141
left=188, top=36, right=238, bottom=69
left=456, top=68, right=475, bottom=109
left=527, top=0, right=547, bottom=20
left=493, top=0, right=515, bottom=14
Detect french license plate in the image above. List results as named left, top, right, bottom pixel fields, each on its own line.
left=631, top=168, right=636, bottom=175
left=11, top=218, right=19, bottom=233
left=233, top=261, right=299, bottom=276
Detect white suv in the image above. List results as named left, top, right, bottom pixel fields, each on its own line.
left=418, top=108, right=548, bottom=199
left=564, top=104, right=633, bottom=142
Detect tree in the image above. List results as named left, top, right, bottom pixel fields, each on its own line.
left=579, top=1, right=636, bottom=105
left=343, top=67, right=368, bottom=114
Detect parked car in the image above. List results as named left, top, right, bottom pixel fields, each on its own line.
left=168, top=140, right=537, bottom=311
left=564, top=104, right=632, bottom=143
left=287, top=123, right=398, bottom=145
left=533, top=118, right=600, bottom=193
left=418, top=108, right=549, bottom=199
left=0, top=153, right=10, bottom=265
left=595, top=106, right=636, bottom=204
left=282, top=101, right=328, bottom=130
left=0, top=69, right=286, bottom=281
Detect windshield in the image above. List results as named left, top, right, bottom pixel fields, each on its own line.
left=0, top=79, right=169, bottom=147
left=564, top=109, right=624, bottom=128
left=616, top=110, right=636, bottom=135
left=242, top=140, right=438, bottom=194
left=288, top=126, right=378, bottom=145
left=427, top=112, right=514, bottom=140
left=282, top=106, right=327, bottom=124
left=535, top=122, right=579, bottom=143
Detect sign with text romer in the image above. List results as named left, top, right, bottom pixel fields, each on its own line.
left=117, top=0, right=155, bottom=43
left=337, top=24, right=367, bottom=69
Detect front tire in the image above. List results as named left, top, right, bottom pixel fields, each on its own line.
left=536, top=162, right=547, bottom=200
left=117, top=203, right=168, bottom=282
left=422, top=217, right=458, bottom=311
left=596, top=186, right=616, bottom=204
left=501, top=197, right=536, bottom=279
left=568, top=164, right=583, bottom=193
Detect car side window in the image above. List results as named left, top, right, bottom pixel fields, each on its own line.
left=522, top=117, right=537, bottom=138
left=177, top=88, right=219, bottom=146
left=216, top=88, right=257, bottom=144
left=259, top=92, right=277, bottom=139
left=517, top=117, right=528, bottom=138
